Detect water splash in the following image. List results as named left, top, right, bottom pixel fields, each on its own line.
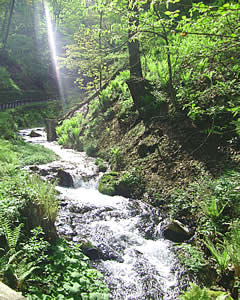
left=20, top=128, right=185, bottom=299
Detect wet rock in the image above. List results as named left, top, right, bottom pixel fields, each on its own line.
left=29, top=130, right=42, bottom=137
left=39, top=169, right=49, bottom=176
left=163, top=220, right=192, bottom=243
left=29, top=165, right=39, bottom=172
left=0, top=282, right=26, bottom=300
left=83, top=248, right=103, bottom=260
left=57, top=224, right=75, bottom=237
left=57, top=169, right=74, bottom=187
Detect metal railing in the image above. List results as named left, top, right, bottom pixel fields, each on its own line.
left=0, top=98, right=58, bottom=111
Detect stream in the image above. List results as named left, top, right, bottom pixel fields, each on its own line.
left=20, top=128, right=184, bottom=300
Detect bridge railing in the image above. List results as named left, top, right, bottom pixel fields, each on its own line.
left=0, top=98, right=58, bottom=111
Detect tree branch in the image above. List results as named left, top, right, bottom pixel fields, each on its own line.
left=59, top=64, right=128, bottom=122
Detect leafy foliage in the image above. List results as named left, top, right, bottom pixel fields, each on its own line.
left=56, top=113, right=84, bottom=150
left=180, top=283, right=233, bottom=300
left=25, top=238, right=109, bottom=299
left=0, top=67, right=21, bottom=91
left=176, top=243, right=207, bottom=273
left=0, top=120, right=109, bottom=299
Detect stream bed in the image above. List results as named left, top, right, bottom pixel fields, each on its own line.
left=20, top=128, right=184, bottom=300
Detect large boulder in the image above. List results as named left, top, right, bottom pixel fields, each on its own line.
left=57, top=169, right=74, bottom=187
left=98, top=172, right=119, bottom=196
left=0, top=282, right=26, bottom=300
left=163, top=219, right=192, bottom=242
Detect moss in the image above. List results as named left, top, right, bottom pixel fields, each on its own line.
left=95, top=158, right=108, bottom=172
left=98, top=172, right=119, bottom=196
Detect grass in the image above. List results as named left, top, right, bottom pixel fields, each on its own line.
left=0, top=111, right=109, bottom=299
left=27, top=175, right=59, bottom=222
left=0, top=139, right=58, bottom=168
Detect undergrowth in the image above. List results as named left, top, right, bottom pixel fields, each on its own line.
left=173, top=169, right=240, bottom=298
left=0, top=112, right=109, bottom=299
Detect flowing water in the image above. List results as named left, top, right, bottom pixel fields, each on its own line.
left=20, top=128, right=184, bottom=300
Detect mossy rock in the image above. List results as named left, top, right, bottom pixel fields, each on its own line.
left=98, top=172, right=119, bottom=196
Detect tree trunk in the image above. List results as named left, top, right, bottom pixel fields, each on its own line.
left=99, top=10, right=103, bottom=90
left=2, top=0, right=15, bottom=50
left=1, top=5, right=9, bottom=44
left=126, top=1, right=168, bottom=120
left=127, top=1, right=142, bottom=79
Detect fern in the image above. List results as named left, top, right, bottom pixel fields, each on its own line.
left=201, top=196, right=228, bottom=219
left=225, top=224, right=240, bottom=277
left=0, top=213, right=23, bottom=253
left=205, top=240, right=230, bottom=274
left=180, top=283, right=210, bottom=299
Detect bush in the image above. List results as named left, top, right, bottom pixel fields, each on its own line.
left=180, top=283, right=233, bottom=300
left=56, top=113, right=84, bottom=149
left=25, top=239, right=109, bottom=299
left=84, top=142, right=98, bottom=157
left=0, top=112, right=18, bottom=140
left=116, top=169, right=144, bottom=198
left=95, top=158, right=108, bottom=172
left=12, top=102, right=63, bottom=128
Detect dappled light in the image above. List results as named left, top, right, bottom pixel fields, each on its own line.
left=43, top=1, right=65, bottom=108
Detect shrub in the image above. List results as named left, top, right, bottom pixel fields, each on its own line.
left=205, top=240, right=230, bottom=275
left=56, top=113, right=84, bottom=149
left=116, top=169, right=144, bottom=198
left=225, top=223, right=240, bottom=278
left=104, top=108, right=115, bottom=121
left=84, top=142, right=98, bottom=157
left=0, top=112, right=18, bottom=140
left=180, top=283, right=233, bottom=300
left=176, top=243, right=207, bottom=274
left=26, top=175, right=59, bottom=223
left=95, top=158, right=107, bottom=172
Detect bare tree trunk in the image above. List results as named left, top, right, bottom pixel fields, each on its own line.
left=99, top=10, right=103, bottom=90
left=126, top=1, right=168, bottom=120
left=161, top=24, right=177, bottom=108
left=127, top=1, right=142, bottom=79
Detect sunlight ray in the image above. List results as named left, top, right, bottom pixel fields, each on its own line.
left=43, top=1, right=65, bottom=108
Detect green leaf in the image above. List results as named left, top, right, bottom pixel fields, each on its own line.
left=68, top=282, right=81, bottom=294
left=70, top=271, right=82, bottom=278
left=164, top=11, right=172, bottom=16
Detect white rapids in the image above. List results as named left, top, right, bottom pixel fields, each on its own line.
left=20, top=128, right=182, bottom=300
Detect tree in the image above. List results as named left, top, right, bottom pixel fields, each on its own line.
left=1, top=0, right=15, bottom=50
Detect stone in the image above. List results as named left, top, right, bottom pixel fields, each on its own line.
left=98, top=172, right=119, bottom=196
left=163, top=219, right=192, bottom=242
left=83, top=248, right=102, bottom=260
left=45, top=118, right=57, bottom=141
left=57, top=169, right=74, bottom=187
left=28, top=130, right=41, bottom=137
left=0, top=282, right=26, bottom=300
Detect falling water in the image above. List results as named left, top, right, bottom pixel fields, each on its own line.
left=20, top=128, right=184, bottom=299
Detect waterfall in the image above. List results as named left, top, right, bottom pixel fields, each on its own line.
left=20, top=128, right=184, bottom=299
